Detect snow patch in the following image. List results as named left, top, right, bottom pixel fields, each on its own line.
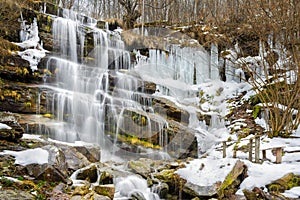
left=236, top=161, right=300, bottom=195
left=282, top=187, right=300, bottom=198
left=0, top=148, right=49, bottom=166
left=0, top=123, right=12, bottom=130
left=176, top=158, right=237, bottom=186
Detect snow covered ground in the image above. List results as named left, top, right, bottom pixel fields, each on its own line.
left=176, top=114, right=300, bottom=198
left=174, top=79, right=300, bottom=198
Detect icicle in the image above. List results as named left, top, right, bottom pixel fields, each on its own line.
left=210, top=43, right=219, bottom=80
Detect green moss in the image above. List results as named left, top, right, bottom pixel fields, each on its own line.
left=107, top=130, right=161, bottom=149
left=24, top=101, right=32, bottom=107
left=252, top=105, right=261, bottom=119
left=267, top=173, right=300, bottom=193
left=242, top=128, right=251, bottom=134
left=268, top=184, right=281, bottom=192
left=218, top=170, right=235, bottom=197
left=131, top=112, right=148, bottom=126
left=43, top=113, right=53, bottom=118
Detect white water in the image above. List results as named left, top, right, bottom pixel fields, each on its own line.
left=114, top=176, right=160, bottom=200
left=40, top=7, right=176, bottom=163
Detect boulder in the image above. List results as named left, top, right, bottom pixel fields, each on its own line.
left=48, top=183, right=70, bottom=199
left=127, top=158, right=173, bottom=178
left=58, top=144, right=101, bottom=173
left=152, top=97, right=190, bottom=124
left=165, top=120, right=199, bottom=158
left=127, top=159, right=152, bottom=178
left=93, top=184, right=115, bottom=199
left=181, top=160, right=248, bottom=199
left=153, top=169, right=181, bottom=195
left=152, top=182, right=169, bottom=198
left=0, top=189, right=34, bottom=200
left=243, top=187, right=271, bottom=200
left=0, top=112, right=24, bottom=142
left=76, top=164, right=98, bottom=183
left=217, top=160, right=248, bottom=198
left=266, top=173, right=300, bottom=193
left=113, top=106, right=198, bottom=159
left=99, top=171, right=114, bottom=185
left=20, top=145, right=69, bottom=182
left=72, top=184, right=91, bottom=196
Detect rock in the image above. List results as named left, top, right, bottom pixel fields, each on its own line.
left=0, top=85, right=49, bottom=114
left=0, top=1, right=22, bottom=42
left=90, top=193, right=111, bottom=200
left=99, top=171, right=113, bottom=185
left=59, top=144, right=101, bottom=172
left=128, top=159, right=152, bottom=178
left=266, top=173, right=300, bottom=193
left=43, top=145, right=69, bottom=177
left=96, top=162, right=133, bottom=179
left=153, top=169, right=178, bottom=193
left=217, top=160, right=248, bottom=198
left=39, top=32, right=53, bottom=51
left=137, top=81, right=156, bottom=94
left=70, top=195, right=82, bottom=200
left=117, top=108, right=166, bottom=142
left=18, top=145, right=68, bottom=183
left=73, top=146, right=100, bottom=163
left=183, top=182, right=220, bottom=198
left=165, top=120, right=199, bottom=159
left=114, top=106, right=198, bottom=159
left=93, top=184, right=115, bottom=199
left=23, top=163, right=66, bottom=183
left=127, top=158, right=178, bottom=178
left=72, top=184, right=91, bottom=196
left=152, top=97, right=190, bottom=124
left=0, top=154, right=17, bottom=177
left=152, top=182, right=169, bottom=198
left=130, top=191, right=147, bottom=200
left=0, top=112, right=24, bottom=142
left=243, top=187, right=270, bottom=200
left=181, top=160, right=247, bottom=199
left=76, top=164, right=98, bottom=183
left=0, top=189, right=35, bottom=200
left=71, top=192, right=111, bottom=200
left=97, top=20, right=106, bottom=29
left=48, top=183, right=70, bottom=199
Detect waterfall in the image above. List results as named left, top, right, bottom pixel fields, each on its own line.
left=39, top=7, right=174, bottom=162
left=53, top=18, right=78, bottom=62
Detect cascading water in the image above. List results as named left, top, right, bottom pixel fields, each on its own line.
left=40, top=7, right=176, bottom=163
left=43, top=9, right=131, bottom=149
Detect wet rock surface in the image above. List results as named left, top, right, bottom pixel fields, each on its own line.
left=0, top=112, right=24, bottom=142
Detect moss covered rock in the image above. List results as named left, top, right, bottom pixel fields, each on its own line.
left=77, top=164, right=98, bottom=183
left=267, top=173, right=300, bottom=193
left=0, top=112, right=24, bottom=142
left=93, top=184, right=115, bottom=199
